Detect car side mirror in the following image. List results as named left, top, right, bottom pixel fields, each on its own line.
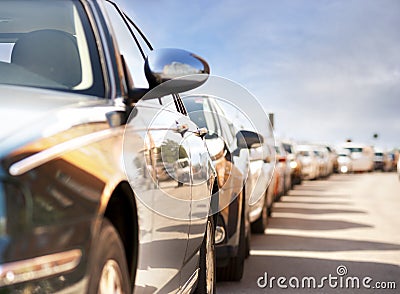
left=236, top=130, right=264, bottom=149
left=126, top=48, right=210, bottom=103
left=145, top=48, right=210, bottom=88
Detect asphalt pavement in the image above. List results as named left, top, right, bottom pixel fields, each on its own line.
left=218, top=172, right=400, bottom=293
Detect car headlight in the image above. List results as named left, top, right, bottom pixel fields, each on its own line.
left=290, top=161, right=298, bottom=169
left=340, top=166, right=348, bottom=173
left=0, top=249, right=81, bottom=286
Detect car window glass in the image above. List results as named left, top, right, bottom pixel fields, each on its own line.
left=0, top=0, right=104, bottom=96
left=104, top=2, right=149, bottom=88
left=210, top=99, right=235, bottom=146
left=203, top=99, right=219, bottom=136
left=183, top=97, right=218, bottom=135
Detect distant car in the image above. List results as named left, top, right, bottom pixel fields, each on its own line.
left=183, top=95, right=261, bottom=281
left=297, top=145, right=320, bottom=180
left=312, top=146, right=330, bottom=178
left=341, top=143, right=374, bottom=172
left=275, top=140, right=292, bottom=196
left=337, top=149, right=353, bottom=174
left=374, top=149, right=385, bottom=171
left=387, top=152, right=397, bottom=172
left=322, top=145, right=337, bottom=175
left=282, top=141, right=302, bottom=186
left=0, top=1, right=217, bottom=293
left=374, top=149, right=392, bottom=172
left=397, top=157, right=400, bottom=180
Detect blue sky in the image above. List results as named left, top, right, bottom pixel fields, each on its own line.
left=120, top=0, right=400, bottom=149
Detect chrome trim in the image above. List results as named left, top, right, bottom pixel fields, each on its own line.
left=178, top=268, right=199, bottom=294
left=0, top=249, right=82, bottom=286
left=9, top=128, right=124, bottom=176
left=85, top=0, right=116, bottom=99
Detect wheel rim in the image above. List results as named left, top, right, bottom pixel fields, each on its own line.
left=98, top=259, right=123, bottom=294
left=205, top=220, right=215, bottom=293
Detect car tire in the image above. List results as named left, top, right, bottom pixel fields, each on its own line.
left=217, top=210, right=245, bottom=281
left=265, top=187, right=274, bottom=217
left=87, top=219, right=131, bottom=294
left=251, top=199, right=268, bottom=234
left=195, top=217, right=216, bottom=294
left=245, top=219, right=251, bottom=258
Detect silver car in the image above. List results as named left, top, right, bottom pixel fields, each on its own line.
left=0, top=1, right=217, bottom=293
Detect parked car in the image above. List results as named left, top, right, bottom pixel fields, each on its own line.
left=373, top=148, right=392, bottom=172
left=313, top=146, right=330, bottom=178
left=282, top=141, right=302, bottom=186
left=397, top=157, right=400, bottom=180
left=387, top=152, right=397, bottom=172
left=247, top=144, right=275, bottom=234
left=336, top=149, right=353, bottom=174
left=274, top=140, right=292, bottom=197
left=0, top=1, right=217, bottom=293
left=297, top=145, right=320, bottom=180
left=322, top=145, right=337, bottom=175
left=341, top=142, right=374, bottom=172
left=182, top=95, right=264, bottom=281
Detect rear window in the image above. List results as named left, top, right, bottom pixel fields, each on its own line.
left=345, top=147, right=363, bottom=153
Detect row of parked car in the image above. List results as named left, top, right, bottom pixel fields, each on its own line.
left=0, top=1, right=399, bottom=293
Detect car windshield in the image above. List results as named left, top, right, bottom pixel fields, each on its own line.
left=282, top=143, right=293, bottom=154
left=0, top=0, right=104, bottom=96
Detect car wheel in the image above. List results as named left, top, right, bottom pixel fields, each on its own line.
left=245, top=218, right=251, bottom=258
left=217, top=211, right=245, bottom=281
left=195, top=217, right=216, bottom=294
left=251, top=199, right=268, bottom=234
left=265, top=187, right=274, bottom=217
left=87, top=219, right=131, bottom=294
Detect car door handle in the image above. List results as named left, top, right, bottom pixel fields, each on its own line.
left=174, top=122, right=189, bottom=135
left=194, top=127, right=208, bottom=138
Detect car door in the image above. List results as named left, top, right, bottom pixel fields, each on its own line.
left=131, top=96, right=193, bottom=292
left=102, top=3, right=192, bottom=292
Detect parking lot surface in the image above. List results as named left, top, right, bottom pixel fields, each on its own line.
left=218, top=172, right=400, bottom=293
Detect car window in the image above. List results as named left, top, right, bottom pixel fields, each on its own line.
left=210, top=99, right=235, bottom=146
left=104, top=1, right=149, bottom=89
left=183, top=97, right=218, bottom=135
left=0, top=0, right=104, bottom=96
left=283, top=143, right=293, bottom=154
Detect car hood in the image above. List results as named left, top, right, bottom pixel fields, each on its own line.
left=0, top=85, right=109, bottom=159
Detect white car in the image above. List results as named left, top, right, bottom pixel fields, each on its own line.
left=397, top=157, right=400, bottom=180
left=337, top=149, right=353, bottom=173
left=340, top=142, right=374, bottom=172
left=297, top=145, right=320, bottom=180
